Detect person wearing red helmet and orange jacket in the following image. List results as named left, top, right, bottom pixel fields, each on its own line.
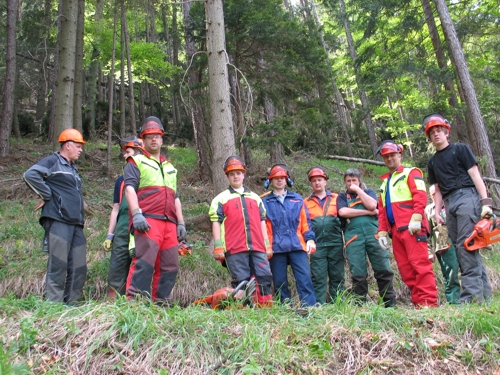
left=377, top=140, right=438, bottom=308
left=209, top=155, right=274, bottom=307
left=103, top=136, right=145, bottom=298
left=23, top=128, right=87, bottom=304
left=262, top=164, right=317, bottom=307
left=304, top=167, right=345, bottom=304
left=123, top=116, right=186, bottom=305
left=424, top=113, right=492, bottom=303
left=337, top=168, right=396, bottom=307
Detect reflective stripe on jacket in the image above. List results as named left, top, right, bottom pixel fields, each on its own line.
left=378, top=165, right=429, bottom=233
left=209, top=187, right=266, bottom=254
left=305, top=191, right=342, bottom=246
left=263, top=191, right=315, bottom=253
left=131, top=154, right=177, bottom=222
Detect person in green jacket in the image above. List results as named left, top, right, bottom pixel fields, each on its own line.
left=337, top=169, right=396, bottom=307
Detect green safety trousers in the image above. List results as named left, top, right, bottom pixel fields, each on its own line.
left=436, top=244, right=461, bottom=304
left=309, top=243, right=345, bottom=304
left=344, top=225, right=396, bottom=306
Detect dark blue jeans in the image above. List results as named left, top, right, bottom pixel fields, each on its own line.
left=269, top=251, right=316, bottom=306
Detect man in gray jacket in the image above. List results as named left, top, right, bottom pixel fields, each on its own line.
left=24, top=129, right=87, bottom=304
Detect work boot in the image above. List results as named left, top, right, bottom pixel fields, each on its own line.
left=374, top=270, right=396, bottom=307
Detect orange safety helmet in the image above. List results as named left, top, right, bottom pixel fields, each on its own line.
left=307, top=167, right=329, bottom=181
left=268, top=164, right=290, bottom=179
left=58, top=128, right=86, bottom=144
left=223, top=155, right=246, bottom=174
left=140, top=116, right=164, bottom=137
left=422, top=113, right=451, bottom=137
left=120, top=136, right=144, bottom=152
left=377, top=140, right=404, bottom=156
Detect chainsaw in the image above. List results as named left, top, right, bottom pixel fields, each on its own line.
left=464, top=214, right=500, bottom=251
left=193, top=277, right=256, bottom=309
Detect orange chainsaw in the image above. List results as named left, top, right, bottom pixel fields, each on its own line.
left=193, top=277, right=256, bottom=309
left=464, top=215, right=500, bottom=251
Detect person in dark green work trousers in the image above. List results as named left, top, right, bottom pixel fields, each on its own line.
left=103, top=136, right=145, bottom=298
left=337, top=169, right=396, bottom=307
left=425, top=184, right=460, bottom=304
left=305, top=167, right=345, bottom=304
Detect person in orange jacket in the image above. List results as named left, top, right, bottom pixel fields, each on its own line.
left=304, top=167, right=345, bottom=304
left=377, top=140, right=438, bottom=308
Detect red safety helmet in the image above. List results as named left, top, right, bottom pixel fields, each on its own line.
left=307, top=167, right=328, bottom=181
left=140, top=116, right=164, bottom=137
left=223, top=155, right=246, bottom=174
left=58, top=128, right=86, bottom=144
left=377, top=140, right=404, bottom=156
left=268, top=164, right=290, bottom=179
left=422, top=113, right=451, bottom=137
left=120, top=136, right=144, bottom=152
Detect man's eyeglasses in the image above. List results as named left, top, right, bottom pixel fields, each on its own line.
left=145, top=135, right=162, bottom=139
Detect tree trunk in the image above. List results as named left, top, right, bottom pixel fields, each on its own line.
left=0, top=0, right=18, bottom=157
left=120, top=1, right=126, bottom=138
left=183, top=0, right=211, bottom=181
left=205, top=0, right=236, bottom=194
left=123, top=3, right=136, bottom=135
left=421, top=0, right=467, bottom=143
left=53, top=0, right=79, bottom=149
left=72, top=0, right=85, bottom=134
left=87, top=0, right=103, bottom=141
left=106, top=10, right=118, bottom=176
left=338, top=0, right=378, bottom=157
left=309, top=0, right=353, bottom=156
left=433, top=0, right=497, bottom=182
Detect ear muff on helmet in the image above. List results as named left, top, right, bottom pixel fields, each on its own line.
left=223, top=155, right=246, bottom=174
left=376, top=140, right=404, bottom=156
left=264, top=164, right=294, bottom=189
left=307, top=167, right=329, bottom=181
left=422, top=113, right=451, bottom=137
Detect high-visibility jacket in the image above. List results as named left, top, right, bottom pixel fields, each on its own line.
left=263, top=191, right=315, bottom=253
left=305, top=191, right=342, bottom=247
left=129, top=153, right=177, bottom=222
left=209, top=187, right=266, bottom=254
left=378, top=165, right=429, bottom=233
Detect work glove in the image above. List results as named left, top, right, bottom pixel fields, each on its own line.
left=213, top=239, right=225, bottom=262
left=408, top=213, right=422, bottom=235
left=177, top=222, right=187, bottom=241
left=480, top=197, right=493, bottom=218
left=378, top=231, right=389, bottom=250
left=306, top=240, right=316, bottom=255
left=133, top=213, right=151, bottom=233
left=265, top=239, right=273, bottom=259
left=102, top=233, right=114, bottom=251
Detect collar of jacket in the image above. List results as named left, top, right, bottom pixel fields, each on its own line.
left=380, top=164, right=405, bottom=180
left=228, top=186, right=251, bottom=194
left=308, top=189, right=332, bottom=200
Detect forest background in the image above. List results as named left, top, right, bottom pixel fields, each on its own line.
left=1, top=0, right=500, bottom=374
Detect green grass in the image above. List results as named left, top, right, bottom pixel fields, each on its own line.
left=1, top=139, right=500, bottom=374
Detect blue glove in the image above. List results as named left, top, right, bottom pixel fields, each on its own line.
left=133, top=213, right=151, bottom=233
left=177, top=222, right=187, bottom=241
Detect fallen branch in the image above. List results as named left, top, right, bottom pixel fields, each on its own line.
left=327, top=155, right=385, bottom=166
left=484, top=177, right=500, bottom=185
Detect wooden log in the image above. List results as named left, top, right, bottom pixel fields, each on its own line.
left=327, top=155, right=385, bottom=166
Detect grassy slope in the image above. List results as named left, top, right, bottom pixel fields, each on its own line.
left=0, top=139, right=499, bottom=374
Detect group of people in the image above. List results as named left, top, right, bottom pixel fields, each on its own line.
left=23, top=113, right=493, bottom=308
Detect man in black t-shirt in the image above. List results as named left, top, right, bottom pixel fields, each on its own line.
left=424, top=113, right=492, bottom=304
